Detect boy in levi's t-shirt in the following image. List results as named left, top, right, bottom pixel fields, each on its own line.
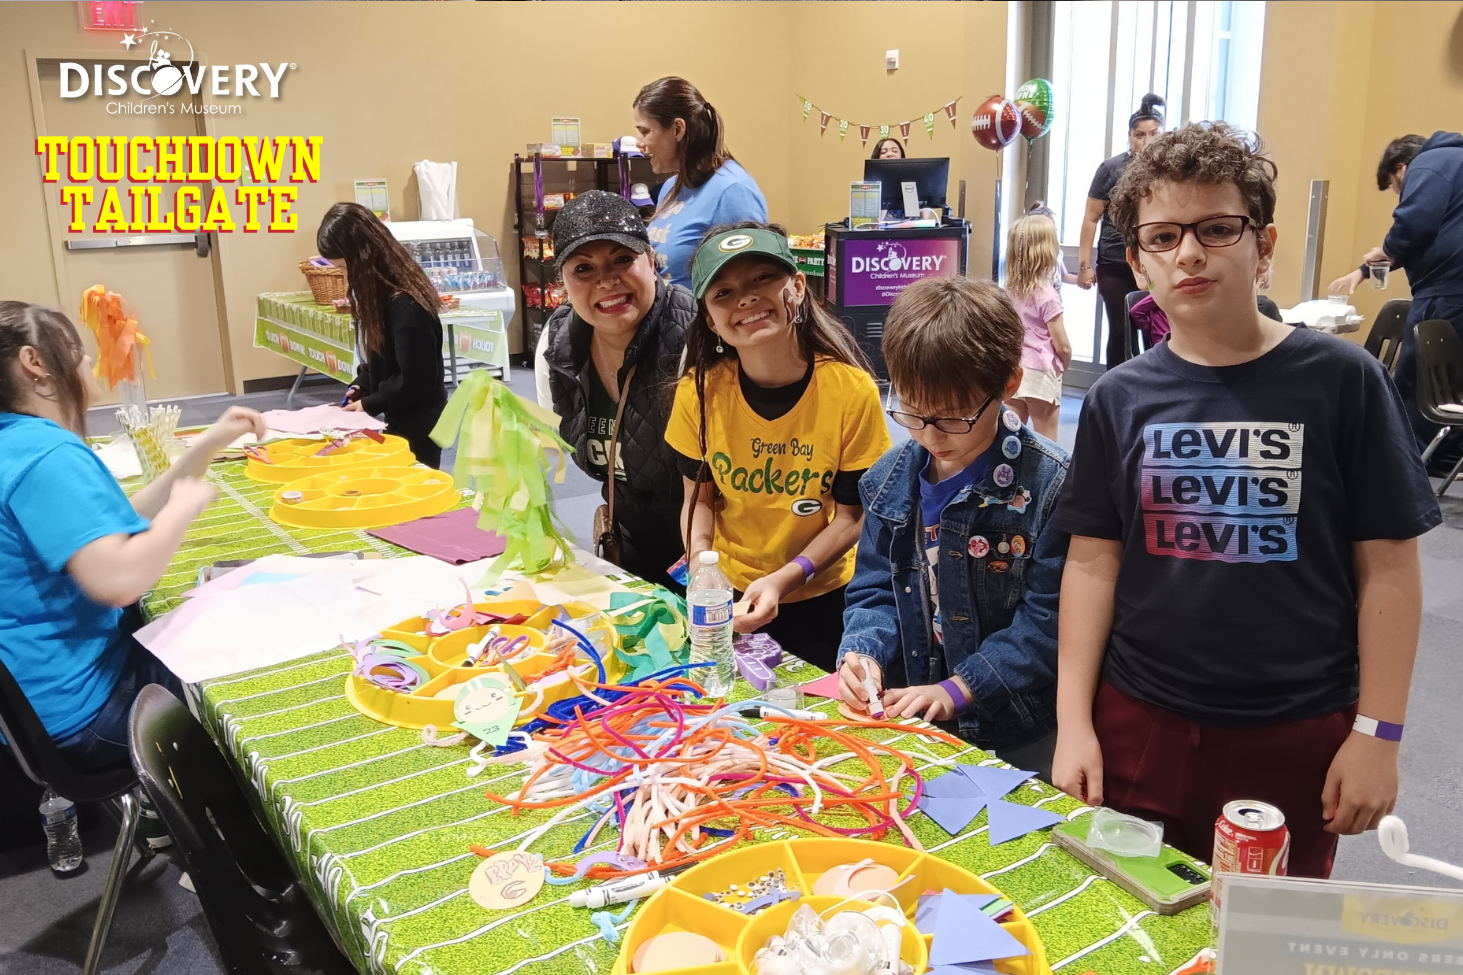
left=1050, top=123, right=1440, bottom=877
left=665, top=224, right=890, bottom=672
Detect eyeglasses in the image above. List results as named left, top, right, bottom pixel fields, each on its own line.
left=1134, top=215, right=1253, bottom=253
left=886, top=392, right=997, bottom=435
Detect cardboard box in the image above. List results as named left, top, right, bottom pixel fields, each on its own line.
left=584, top=143, right=615, bottom=159
left=526, top=143, right=562, bottom=158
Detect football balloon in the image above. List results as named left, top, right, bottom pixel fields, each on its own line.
left=1015, top=78, right=1055, bottom=141
left=971, top=94, right=1021, bottom=151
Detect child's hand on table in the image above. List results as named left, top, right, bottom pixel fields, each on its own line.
left=883, top=682, right=960, bottom=722
left=838, top=654, right=883, bottom=711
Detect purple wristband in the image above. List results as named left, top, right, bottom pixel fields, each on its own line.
left=938, top=678, right=971, bottom=713
left=791, top=556, right=815, bottom=583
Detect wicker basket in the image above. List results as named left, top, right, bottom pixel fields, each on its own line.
left=299, top=260, right=348, bottom=304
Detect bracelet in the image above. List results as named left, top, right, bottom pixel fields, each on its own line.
left=790, top=556, right=815, bottom=584
left=938, top=678, right=971, bottom=713
left=1353, top=714, right=1403, bottom=742
left=1358, top=263, right=1371, bottom=280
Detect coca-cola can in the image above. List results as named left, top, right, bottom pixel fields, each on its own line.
left=1211, top=799, right=1289, bottom=926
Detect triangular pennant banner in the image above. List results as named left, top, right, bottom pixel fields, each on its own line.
left=802, top=98, right=813, bottom=120
left=820, top=111, right=832, bottom=133
left=917, top=795, right=986, bottom=835
left=929, top=888, right=1032, bottom=966
left=957, top=765, right=1036, bottom=801
left=925, top=112, right=936, bottom=138
left=859, top=124, right=871, bottom=145
left=900, top=120, right=912, bottom=139
left=985, top=799, right=1065, bottom=846
left=838, top=119, right=849, bottom=141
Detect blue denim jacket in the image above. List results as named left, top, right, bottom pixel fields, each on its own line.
left=838, top=417, right=1069, bottom=750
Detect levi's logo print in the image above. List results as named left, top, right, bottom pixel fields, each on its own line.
left=1141, top=422, right=1303, bottom=562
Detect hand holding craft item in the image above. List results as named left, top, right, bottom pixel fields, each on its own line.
left=79, top=285, right=152, bottom=389
left=430, top=371, right=575, bottom=578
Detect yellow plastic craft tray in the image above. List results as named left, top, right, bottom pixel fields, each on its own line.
left=268, top=467, right=458, bottom=530
left=244, top=434, right=414, bottom=483
left=613, top=838, right=1051, bottom=975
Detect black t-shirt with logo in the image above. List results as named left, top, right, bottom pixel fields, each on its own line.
left=1053, top=327, right=1440, bottom=724
left=584, top=367, right=625, bottom=482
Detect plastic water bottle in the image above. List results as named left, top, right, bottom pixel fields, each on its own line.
left=39, top=789, right=83, bottom=873
left=688, top=551, right=736, bottom=697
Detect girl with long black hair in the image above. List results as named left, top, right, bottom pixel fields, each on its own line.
left=664, top=223, right=891, bottom=671
left=317, top=202, right=447, bottom=466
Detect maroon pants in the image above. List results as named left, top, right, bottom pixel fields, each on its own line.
left=1092, top=681, right=1355, bottom=878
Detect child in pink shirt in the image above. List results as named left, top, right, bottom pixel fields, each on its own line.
left=1005, top=213, right=1073, bottom=439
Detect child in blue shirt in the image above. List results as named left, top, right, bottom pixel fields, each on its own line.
left=0, top=301, right=265, bottom=771
left=836, top=277, right=1069, bottom=778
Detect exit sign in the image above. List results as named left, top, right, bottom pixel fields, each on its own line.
left=78, top=1, right=143, bottom=31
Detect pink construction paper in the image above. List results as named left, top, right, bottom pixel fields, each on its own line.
left=259, top=405, right=387, bottom=435
left=799, top=673, right=842, bottom=699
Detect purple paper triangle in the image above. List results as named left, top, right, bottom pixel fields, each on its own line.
left=957, top=764, right=1036, bottom=801
left=916, top=891, right=1000, bottom=934
left=924, top=770, right=986, bottom=800
left=928, top=965, right=1001, bottom=975
left=928, top=887, right=1032, bottom=965
left=917, top=795, right=986, bottom=835
left=985, top=798, right=1065, bottom=845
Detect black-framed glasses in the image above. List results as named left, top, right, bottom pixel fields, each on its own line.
left=1134, top=215, right=1253, bottom=253
left=886, top=392, right=997, bottom=435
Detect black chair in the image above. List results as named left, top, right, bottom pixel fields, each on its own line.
left=0, top=658, right=143, bottom=975
left=129, top=684, right=355, bottom=975
left=1415, top=318, right=1463, bottom=497
left=1364, top=298, right=1412, bottom=374
left=1123, top=290, right=1151, bottom=362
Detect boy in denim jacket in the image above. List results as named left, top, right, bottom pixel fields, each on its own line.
left=837, top=276, right=1069, bottom=777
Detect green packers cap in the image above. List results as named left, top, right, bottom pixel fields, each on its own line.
left=690, top=228, right=800, bottom=299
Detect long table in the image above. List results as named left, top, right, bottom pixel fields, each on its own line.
left=156, top=461, right=1215, bottom=975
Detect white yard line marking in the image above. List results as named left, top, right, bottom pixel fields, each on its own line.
left=1050, top=910, right=1157, bottom=969
left=206, top=650, right=352, bottom=689
left=1025, top=874, right=1106, bottom=915
left=207, top=468, right=310, bottom=553
left=225, top=671, right=348, bottom=702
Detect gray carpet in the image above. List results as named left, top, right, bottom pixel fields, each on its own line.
left=3, top=371, right=1460, bottom=975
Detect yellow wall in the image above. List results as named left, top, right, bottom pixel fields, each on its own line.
left=1259, top=0, right=1463, bottom=336
left=0, top=1, right=1002, bottom=387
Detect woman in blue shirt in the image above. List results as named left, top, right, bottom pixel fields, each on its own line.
left=0, top=301, right=265, bottom=771
left=634, top=77, right=769, bottom=291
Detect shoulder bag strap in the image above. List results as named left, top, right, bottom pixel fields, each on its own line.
left=604, top=363, right=637, bottom=530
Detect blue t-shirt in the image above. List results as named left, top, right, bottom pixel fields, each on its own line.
left=919, top=439, right=1000, bottom=644
left=0, top=414, right=149, bottom=739
left=646, top=160, right=768, bottom=291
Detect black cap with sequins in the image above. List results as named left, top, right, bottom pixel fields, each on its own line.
left=551, top=190, right=651, bottom=272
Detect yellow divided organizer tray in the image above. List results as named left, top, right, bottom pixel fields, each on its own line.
left=614, top=838, right=1050, bottom=975
left=244, top=434, right=414, bottom=482
left=269, top=467, right=459, bottom=530
left=345, top=598, right=628, bottom=731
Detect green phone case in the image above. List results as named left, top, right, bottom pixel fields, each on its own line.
left=1052, top=815, right=1212, bottom=915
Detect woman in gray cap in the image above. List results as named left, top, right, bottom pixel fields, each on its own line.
left=542, top=190, right=695, bottom=590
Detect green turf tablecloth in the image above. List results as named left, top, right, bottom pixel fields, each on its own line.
left=159, top=462, right=1216, bottom=975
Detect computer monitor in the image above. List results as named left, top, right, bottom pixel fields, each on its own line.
left=862, top=157, right=950, bottom=216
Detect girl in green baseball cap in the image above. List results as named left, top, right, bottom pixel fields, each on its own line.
left=664, top=222, right=891, bottom=671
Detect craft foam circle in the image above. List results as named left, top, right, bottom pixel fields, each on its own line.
left=268, top=467, right=458, bottom=530
left=842, top=863, right=900, bottom=897
left=812, top=863, right=854, bottom=896
left=632, top=932, right=724, bottom=973
left=468, top=851, right=544, bottom=910
left=244, top=434, right=413, bottom=483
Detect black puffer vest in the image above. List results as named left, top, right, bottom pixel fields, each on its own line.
left=544, top=280, right=694, bottom=510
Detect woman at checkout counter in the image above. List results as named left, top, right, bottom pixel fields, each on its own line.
left=542, top=192, right=694, bottom=590
left=0, top=301, right=267, bottom=770
left=318, top=202, right=448, bottom=467
left=635, top=76, right=769, bottom=290
left=1077, top=93, right=1164, bottom=368
left=870, top=138, right=905, bottom=160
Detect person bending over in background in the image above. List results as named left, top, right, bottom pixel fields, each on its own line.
left=837, top=277, right=1069, bottom=780
left=318, top=202, right=448, bottom=468
left=1051, top=123, right=1440, bottom=878
left=1329, top=131, right=1463, bottom=477
left=667, top=224, right=890, bottom=672
left=635, top=77, right=769, bottom=292
left=0, top=301, right=266, bottom=771
left=1078, top=93, right=1164, bottom=369
left=542, top=191, right=693, bottom=590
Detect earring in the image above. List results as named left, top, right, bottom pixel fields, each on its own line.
left=715, top=338, right=724, bottom=353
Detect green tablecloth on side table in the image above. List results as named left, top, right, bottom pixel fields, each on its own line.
left=157, top=462, right=1215, bottom=975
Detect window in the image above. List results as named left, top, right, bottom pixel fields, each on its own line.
left=1044, top=0, right=1266, bottom=375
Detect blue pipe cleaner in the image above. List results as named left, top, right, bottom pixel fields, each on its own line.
left=590, top=899, right=640, bottom=944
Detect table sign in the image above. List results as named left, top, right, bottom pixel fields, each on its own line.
left=1218, top=873, right=1463, bottom=974
left=850, top=181, right=880, bottom=229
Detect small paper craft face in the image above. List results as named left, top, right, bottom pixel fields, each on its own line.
left=456, top=683, right=512, bottom=725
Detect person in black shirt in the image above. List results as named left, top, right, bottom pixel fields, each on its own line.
left=317, top=203, right=447, bottom=467
left=1078, top=94, right=1164, bottom=369
left=1051, top=123, right=1440, bottom=878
